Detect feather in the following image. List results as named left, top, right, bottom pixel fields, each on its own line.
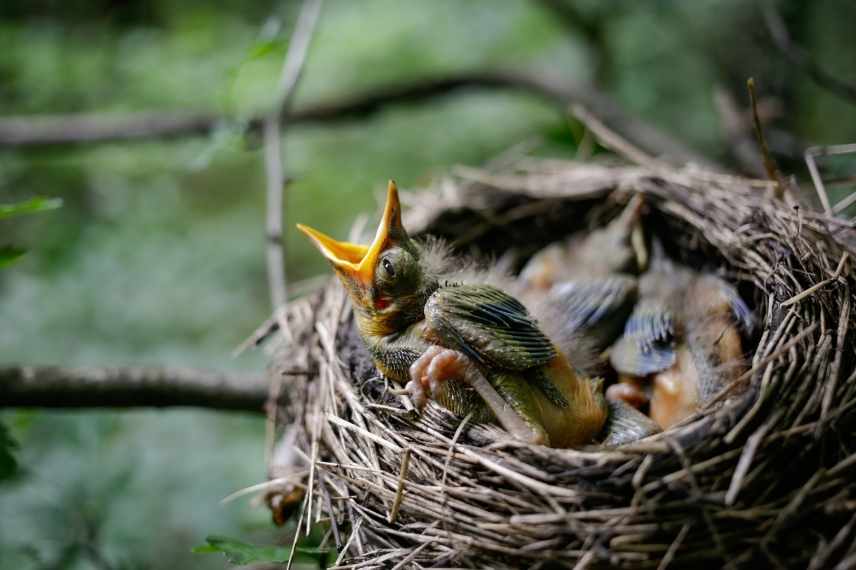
left=425, top=284, right=556, bottom=371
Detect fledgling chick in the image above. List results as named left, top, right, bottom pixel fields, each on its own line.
left=298, top=182, right=656, bottom=447
left=544, top=276, right=639, bottom=357
left=608, top=254, right=752, bottom=428
left=520, top=194, right=648, bottom=288
left=519, top=195, right=647, bottom=353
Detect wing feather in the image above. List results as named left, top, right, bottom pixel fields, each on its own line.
left=425, top=284, right=556, bottom=371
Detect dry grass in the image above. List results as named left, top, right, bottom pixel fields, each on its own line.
left=265, top=145, right=856, bottom=568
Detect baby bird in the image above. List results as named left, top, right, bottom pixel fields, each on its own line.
left=519, top=195, right=647, bottom=354
left=520, top=194, right=648, bottom=287
left=608, top=253, right=752, bottom=428
left=298, top=181, right=621, bottom=448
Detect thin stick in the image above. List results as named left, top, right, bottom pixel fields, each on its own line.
left=780, top=252, right=848, bottom=307
left=657, top=523, right=691, bottom=570
left=725, top=411, right=781, bottom=506
left=286, top=490, right=309, bottom=570
left=805, top=150, right=832, bottom=216
left=263, top=0, right=324, bottom=310
left=747, top=78, right=784, bottom=199
left=819, top=282, right=850, bottom=434
left=805, top=144, right=856, bottom=216
left=389, top=540, right=430, bottom=570
left=571, top=104, right=662, bottom=169
left=220, top=473, right=308, bottom=504
left=388, top=448, right=412, bottom=524
left=332, top=519, right=362, bottom=568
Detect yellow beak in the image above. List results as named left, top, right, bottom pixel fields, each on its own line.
left=297, top=180, right=404, bottom=286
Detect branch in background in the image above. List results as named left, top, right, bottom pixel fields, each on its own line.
left=805, top=143, right=856, bottom=218
left=263, top=0, right=324, bottom=312
left=764, top=4, right=856, bottom=107
left=0, top=70, right=713, bottom=168
left=531, top=0, right=610, bottom=84
left=0, top=365, right=268, bottom=412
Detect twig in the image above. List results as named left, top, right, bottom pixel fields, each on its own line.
left=764, top=4, right=856, bottom=107
left=286, top=487, right=310, bottom=570
left=658, top=523, right=691, bottom=570
left=571, top=104, right=663, bottom=169
left=805, top=143, right=856, bottom=218
left=264, top=0, right=324, bottom=311
left=387, top=448, right=412, bottom=524
left=220, top=473, right=308, bottom=504
left=747, top=78, right=785, bottom=199
left=725, top=410, right=781, bottom=506
left=0, top=365, right=267, bottom=411
left=780, top=252, right=848, bottom=307
left=389, top=540, right=430, bottom=570
left=712, top=86, right=765, bottom=177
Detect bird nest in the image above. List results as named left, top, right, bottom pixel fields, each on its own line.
left=265, top=151, right=856, bottom=568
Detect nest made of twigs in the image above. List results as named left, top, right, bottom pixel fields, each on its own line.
left=265, top=152, right=856, bottom=568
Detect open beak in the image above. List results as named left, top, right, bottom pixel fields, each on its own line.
left=297, top=180, right=405, bottom=286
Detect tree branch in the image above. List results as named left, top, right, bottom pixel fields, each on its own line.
left=764, top=4, right=856, bottom=107
left=0, top=70, right=713, bottom=167
left=0, top=365, right=268, bottom=412
left=264, top=0, right=323, bottom=311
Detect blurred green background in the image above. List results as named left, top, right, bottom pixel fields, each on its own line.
left=1, top=0, right=855, bottom=568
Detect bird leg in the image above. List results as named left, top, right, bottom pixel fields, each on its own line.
left=407, top=346, right=545, bottom=444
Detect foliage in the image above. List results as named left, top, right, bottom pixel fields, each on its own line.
left=0, top=197, right=62, bottom=268
left=0, top=421, right=19, bottom=481
left=0, top=245, right=26, bottom=268
left=0, top=197, right=62, bottom=220
left=193, top=534, right=328, bottom=566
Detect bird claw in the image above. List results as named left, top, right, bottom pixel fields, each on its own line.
left=403, top=379, right=428, bottom=410
left=407, top=346, right=472, bottom=411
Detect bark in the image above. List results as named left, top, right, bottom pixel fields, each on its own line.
left=0, top=365, right=268, bottom=412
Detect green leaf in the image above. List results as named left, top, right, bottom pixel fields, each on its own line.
left=192, top=535, right=325, bottom=565
left=0, top=197, right=63, bottom=220
left=0, top=245, right=26, bottom=268
left=247, top=39, right=287, bottom=60
left=0, top=421, right=19, bottom=481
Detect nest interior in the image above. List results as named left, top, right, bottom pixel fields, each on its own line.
left=267, top=157, right=856, bottom=569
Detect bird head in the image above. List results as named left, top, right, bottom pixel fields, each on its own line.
left=578, top=193, right=649, bottom=276
left=297, top=181, right=435, bottom=335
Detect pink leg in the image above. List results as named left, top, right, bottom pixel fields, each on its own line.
left=407, top=347, right=546, bottom=444
left=406, top=346, right=462, bottom=410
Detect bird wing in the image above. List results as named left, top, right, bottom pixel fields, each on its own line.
left=721, top=281, right=754, bottom=332
left=550, top=276, right=638, bottom=335
left=609, top=297, right=677, bottom=376
left=424, top=284, right=556, bottom=371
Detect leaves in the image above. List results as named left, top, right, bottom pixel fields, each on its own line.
left=0, top=197, right=62, bottom=269
left=248, top=38, right=288, bottom=60
left=0, top=421, right=19, bottom=482
left=0, top=245, right=27, bottom=268
left=192, top=534, right=326, bottom=565
left=0, top=197, right=63, bottom=220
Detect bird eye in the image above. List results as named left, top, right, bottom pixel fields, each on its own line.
left=381, top=258, right=395, bottom=277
